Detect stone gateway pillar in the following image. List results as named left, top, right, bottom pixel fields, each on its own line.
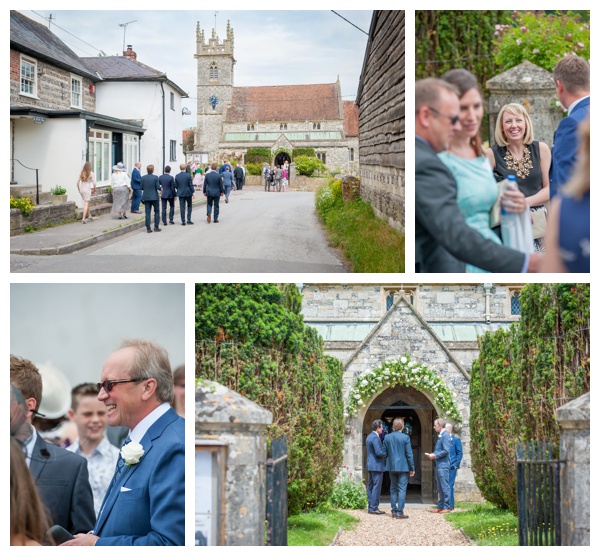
left=195, top=380, right=273, bottom=546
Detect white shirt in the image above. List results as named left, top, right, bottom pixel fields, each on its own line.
left=22, top=424, right=37, bottom=468
left=129, top=402, right=171, bottom=444
left=68, top=436, right=120, bottom=516
left=568, top=95, right=590, bottom=115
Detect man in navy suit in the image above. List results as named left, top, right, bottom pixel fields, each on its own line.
left=203, top=163, right=225, bottom=223
left=383, top=418, right=415, bottom=519
left=140, top=165, right=162, bottom=233
left=175, top=163, right=195, bottom=225
left=445, top=423, right=463, bottom=511
left=10, top=355, right=96, bottom=535
left=549, top=55, right=590, bottom=200
left=63, top=339, right=185, bottom=546
left=365, top=419, right=386, bottom=515
left=158, top=166, right=177, bottom=226
left=130, top=162, right=142, bottom=214
left=428, top=418, right=452, bottom=513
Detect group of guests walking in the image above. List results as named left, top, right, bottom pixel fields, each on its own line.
left=263, top=162, right=289, bottom=192
left=415, top=54, right=590, bottom=273
left=366, top=417, right=462, bottom=519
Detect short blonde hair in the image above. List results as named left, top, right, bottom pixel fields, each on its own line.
left=495, top=103, right=534, bottom=146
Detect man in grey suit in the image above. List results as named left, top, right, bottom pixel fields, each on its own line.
left=382, top=418, right=414, bottom=519
left=365, top=419, right=386, bottom=515
left=10, top=355, right=96, bottom=535
left=428, top=418, right=452, bottom=514
left=415, top=78, right=541, bottom=273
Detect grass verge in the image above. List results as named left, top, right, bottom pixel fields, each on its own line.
left=315, top=180, right=405, bottom=272
left=445, top=502, right=518, bottom=546
left=287, top=508, right=359, bottom=546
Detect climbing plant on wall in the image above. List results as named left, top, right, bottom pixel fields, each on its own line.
left=195, top=283, right=345, bottom=515
left=345, top=356, right=462, bottom=422
left=470, top=283, right=590, bottom=513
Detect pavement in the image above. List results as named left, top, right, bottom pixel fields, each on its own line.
left=10, top=197, right=207, bottom=256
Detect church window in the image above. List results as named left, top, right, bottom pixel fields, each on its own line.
left=209, top=63, right=218, bottom=80
left=510, top=291, right=521, bottom=316
left=247, top=123, right=255, bottom=131
left=384, top=287, right=416, bottom=312
left=349, top=148, right=355, bottom=162
left=317, top=152, right=326, bottom=165
left=312, top=122, right=321, bottom=130
left=280, top=123, right=288, bottom=130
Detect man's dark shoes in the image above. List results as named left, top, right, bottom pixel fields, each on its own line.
left=154, top=227, right=161, bottom=232
left=181, top=222, right=186, bottom=226
left=147, top=229, right=152, bottom=233
left=188, top=221, right=194, bottom=225
left=207, top=214, right=211, bottom=223
left=169, top=221, right=174, bottom=224
left=368, top=509, right=385, bottom=515
left=214, top=219, right=219, bottom=223
left=394, top=513, right=409, bottom=519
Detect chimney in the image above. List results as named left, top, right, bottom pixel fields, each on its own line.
left=123, top=45, right=137, bottom=60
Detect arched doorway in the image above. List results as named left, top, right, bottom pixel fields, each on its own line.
left=362, top=386, right=437, bottom=503
left=274, top=151, right=290, bottom=168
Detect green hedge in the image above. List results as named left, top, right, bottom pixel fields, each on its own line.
left=470, top=284, right=590, bottom=512
left=246, top=148, right=272, bottom=165
left=292, top=148, right=315, bottom=158
left=195, top=284, right=345, bottom=515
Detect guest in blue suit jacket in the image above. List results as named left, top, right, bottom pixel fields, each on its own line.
left=365, top=419, right=386, bottom=514
left=130, top=162, right=142, bottom=213
left=62, top=339, right=185, bottom=546
left=445, top=423, right=463, bottom=510
left=428, top=418, right=452, bottom=513
left=383, top=418, right=415, bottom=519
left=549, top=55, right=590, bottom=199
left=141, top=165, right=162, bottom=233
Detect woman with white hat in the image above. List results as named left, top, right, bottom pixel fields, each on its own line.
left=110, top=162, right=133, bottom=219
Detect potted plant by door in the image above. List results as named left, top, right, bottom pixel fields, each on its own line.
left=50, top=185, right=68, bottom=204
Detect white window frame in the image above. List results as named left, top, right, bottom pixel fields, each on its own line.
left=89, top=129, right=112, bottom=184
left=20, top=56, right=37, bottom=97
left=123, top=134, right=139, bottom=174
left=71, top=75, right=82, bottom=108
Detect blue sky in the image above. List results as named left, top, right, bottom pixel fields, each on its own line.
left=18, top=9, right=373, bottom=128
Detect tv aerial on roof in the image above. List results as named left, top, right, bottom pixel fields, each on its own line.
left=119, top=20, right=137, bottom=54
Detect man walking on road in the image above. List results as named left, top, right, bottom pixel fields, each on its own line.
left=382, top=418, right=415, bottom=519
left=203, top=163, right=224, bottom=223
left=158, top=166, right=177, bottom=226
left=175, top=163, right=195, bottom=226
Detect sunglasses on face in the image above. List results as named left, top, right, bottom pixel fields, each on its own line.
left=96, top=377, right=144, bottom=393
left=427, top=106, right=460, bottom=125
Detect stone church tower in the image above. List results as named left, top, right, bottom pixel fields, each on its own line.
left=194, top=21, right=235, bottom=160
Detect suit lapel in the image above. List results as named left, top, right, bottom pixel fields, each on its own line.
left=29, top=433, right=50, bottom=482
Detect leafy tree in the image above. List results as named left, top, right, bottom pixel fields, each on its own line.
left=294, top=155, right=327, bottom=177
left=470, top=284, right=590, bottom=512
left=494, top=11, right=590, bottom=72
left=195, top=284, right=345, bottom=514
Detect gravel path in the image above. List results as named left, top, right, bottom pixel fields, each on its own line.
left=333, top=507, right=473, bottom=546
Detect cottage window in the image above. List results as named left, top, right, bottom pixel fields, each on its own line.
left=123, top=134, right=139, bottom=174
left=71, top=76, right=82, bottom=108
left=88, top=129, right=111, bottom=183
left=170, top=92, right=175, bottom=110
left=170, top=140, right=177, bottom=161
left=209, top=63, right=218, bottom=80
left=20, top=57, right=36, bottom=97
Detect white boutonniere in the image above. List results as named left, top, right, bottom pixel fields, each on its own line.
left=121, top=441, right=144, bottom=467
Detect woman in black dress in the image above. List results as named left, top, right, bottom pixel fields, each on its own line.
left=486, top=103, right=551, bottom=251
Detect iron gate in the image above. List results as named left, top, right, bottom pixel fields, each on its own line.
left=516, top=440, right=562, bottom=546
left=266, top=436, right=288, bottom=546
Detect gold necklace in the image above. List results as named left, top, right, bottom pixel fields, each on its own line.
left=503, top=145, right=532, bottom=179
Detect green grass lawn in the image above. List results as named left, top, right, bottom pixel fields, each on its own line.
left=320, top=199, right=405, bottom=273
left=287, top=509, right=359, bottom=546
left=445, top=502, right=519, bottom=546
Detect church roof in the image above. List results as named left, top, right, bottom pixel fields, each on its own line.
left=343, top=101, right=359, bottom=136
left=225, top=83, right=341, bottom=122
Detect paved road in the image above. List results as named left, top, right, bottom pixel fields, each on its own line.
left=10, top=187, right=348, bottom=273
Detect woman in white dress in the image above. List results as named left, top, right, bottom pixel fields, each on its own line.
left=76, top=161, right=96, bottom=224
left=110, top=162, right=132, bottom=219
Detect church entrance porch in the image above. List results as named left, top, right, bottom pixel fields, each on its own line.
left=274, top=152, right=291, bottom=167
left=360, top=386, right=437, bottom=504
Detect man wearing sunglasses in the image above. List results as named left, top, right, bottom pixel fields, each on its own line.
left=415, top=77, right=541, bottom=273
left=62, top=339, right=184, bottom=546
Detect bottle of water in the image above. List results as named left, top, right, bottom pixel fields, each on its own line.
left=499, top=174, right=533, bottom=253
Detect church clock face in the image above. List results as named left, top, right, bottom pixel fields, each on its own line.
left=209, top=95, right=219, bottom=109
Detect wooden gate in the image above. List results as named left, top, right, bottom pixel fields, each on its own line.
left=516, top=440, right=562, bottom=546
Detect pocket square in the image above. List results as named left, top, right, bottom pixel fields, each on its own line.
left=120, top=486, right=132, bottom=492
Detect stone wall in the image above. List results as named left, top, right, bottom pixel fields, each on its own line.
left=10, top=48, right=95, bottom=111
left=356, top=11, right=405, bottom=231
left=10, top=202, right=76, bottom=236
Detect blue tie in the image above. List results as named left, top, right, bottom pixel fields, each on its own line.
left=97, top=436, right=131, bottom=522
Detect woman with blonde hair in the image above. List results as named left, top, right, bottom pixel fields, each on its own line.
left=486, top=103, right=551, bottom=252
left=76, top=161, right=96, bottom=224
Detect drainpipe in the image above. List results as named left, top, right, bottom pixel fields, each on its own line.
left=160, top=81, right=165, bottom=172
left=482, top=283, right=494, bottom=324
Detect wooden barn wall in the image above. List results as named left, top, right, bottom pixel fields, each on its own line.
left=357, top=11, right=405, bottom=232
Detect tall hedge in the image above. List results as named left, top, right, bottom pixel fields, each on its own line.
left=416, top=11, right=511, bottom=90
left=246, top=148, right=272, bottom=165
left=195, top=284, right=345, bottom=515
left=292, top=147, right=315, bottom=158
left=470, top=284, right=590, bottom=513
